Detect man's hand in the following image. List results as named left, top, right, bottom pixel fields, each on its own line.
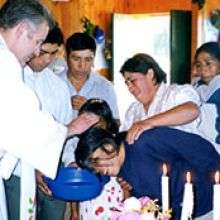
left=71, top=95, right=87, bottom=110
left=36, top=171, right=52, bottom=196
left=67, top=112, right=99, bottom=137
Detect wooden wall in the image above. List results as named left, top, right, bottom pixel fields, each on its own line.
left=204, top=0, right=220, bottom=18
left=0, top=0, right=219, bottom=55
left=0, top=0, right=199, bottom=54
left=40, top=0, right=199, bottom=57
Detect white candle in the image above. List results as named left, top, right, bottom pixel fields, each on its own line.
left=181, top=171, right=194, bottom=220
left=213, top=171, right=220, bottom=220
left=162, top=163, right=169, bottom=212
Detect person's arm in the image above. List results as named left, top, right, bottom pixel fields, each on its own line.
left=66, top=112, right=99, bottom=137
left=127, top=101, right=199, bottom=144
left=136, top=127, right=220, bottom=172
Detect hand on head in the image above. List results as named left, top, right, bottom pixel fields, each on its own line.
left=67, top=112, right=99, bottom=137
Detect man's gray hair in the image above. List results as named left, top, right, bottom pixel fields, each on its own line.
left=0, top=0, right=54, bottom=30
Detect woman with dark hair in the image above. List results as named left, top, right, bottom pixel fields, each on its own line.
left=75, top=126, right=220, bottom=220
left=193, top=41, right=220, bottom=104
left=120, top=53, right=201, bottom=144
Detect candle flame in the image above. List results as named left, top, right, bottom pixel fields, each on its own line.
left=163, top=163, right=167, bottom=176
left=186, top=171, right=191, bottom=183
left=215, top=171, right=220, bottom=184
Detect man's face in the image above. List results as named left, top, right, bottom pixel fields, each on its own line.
left=67, top=49, right=94, bottom=78
left=28, top=42, right=59, bottom=72
left=17, top=21, right=49, bottom=67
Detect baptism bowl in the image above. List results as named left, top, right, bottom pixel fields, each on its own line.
left=44, top=166, right=110, bottom=201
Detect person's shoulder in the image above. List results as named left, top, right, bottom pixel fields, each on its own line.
left=44, top=68, right=70, bottom=92
left=169, top=83, right=195, bottom=90
left=91, top=71, right=113, bottom=86
left=168, top=83, right=198, bottom=95
left=128, top=101, right=142, bottom=109
left=0, top=47, right=21, bottom=70
left=124, top=101, right=143, bottom=117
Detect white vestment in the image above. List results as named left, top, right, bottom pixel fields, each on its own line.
left=0, top=34, right=67, bottom=219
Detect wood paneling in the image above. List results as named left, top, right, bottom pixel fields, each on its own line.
left=37, top=0, right=198, bottom=39
left=0, top=0, right=199, bottom=45
left=205, top=0, right=220, bottom=17
left=0, top=0, right=201, bottom=74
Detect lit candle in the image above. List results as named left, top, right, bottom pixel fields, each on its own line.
left=181, top=171, right=194, bottom=220
left=213, top=171, right=220, bottom=220
left=162, top=163, right=169, bottom=212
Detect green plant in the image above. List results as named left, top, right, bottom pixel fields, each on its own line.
left=80, top=16, right=95, bottom=36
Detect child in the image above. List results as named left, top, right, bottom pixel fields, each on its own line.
left=193, top=41, right=220, bottom=104
left=70, top=99, right=123, bottom=220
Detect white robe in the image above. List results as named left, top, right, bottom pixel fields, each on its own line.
left=0, top=34, right=67, bottom=219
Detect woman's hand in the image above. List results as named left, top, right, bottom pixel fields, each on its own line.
left=126, top=119, right=154, bottom=144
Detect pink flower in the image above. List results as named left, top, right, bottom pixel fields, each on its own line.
left=118, top=212, right=140, bottom=220
left=139, top=196, right=151, bottom=207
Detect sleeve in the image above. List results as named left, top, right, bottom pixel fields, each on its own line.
left=135, top=127, right=220, bottom=172
left=171, top=84, right=201, bottom=107
left=120, top=103, right=136, bottom=131
left=120, top=102, right=145, bottom=131
left=0, top=67, right=67, bottom=179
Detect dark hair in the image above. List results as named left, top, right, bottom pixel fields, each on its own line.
left=0, top=0, right=54, bottom=30
left=44, top=23, right=64, bottom=46
left=75, top=127, right=125, bottom=169
left=66, top=32, right=96, bottom=57
left=194, top=41, right=220, bottom=61
left=79, top=98, right=119, bottom=134
left=120, top=53, right=167, bottom=84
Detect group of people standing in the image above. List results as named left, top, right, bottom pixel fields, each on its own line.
left=0, top=0, right=220, bottom=220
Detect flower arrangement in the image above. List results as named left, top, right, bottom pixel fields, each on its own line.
left=111, top=196, right=172, bottom=220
